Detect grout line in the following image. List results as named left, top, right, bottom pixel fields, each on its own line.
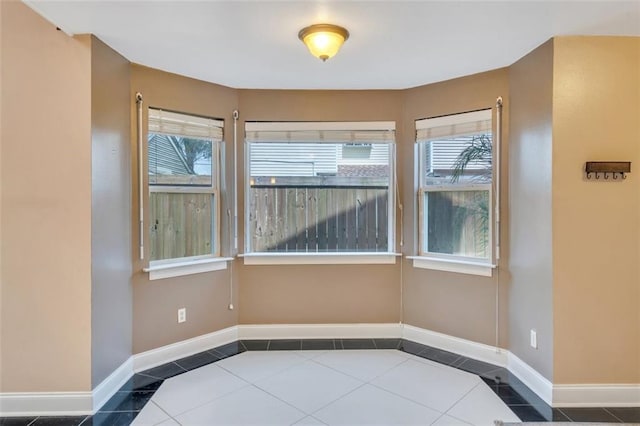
left=249, top=382, right=313, bottom=418
left=557, top=408, right=572, bottom=422
left=306, top=415, right=329, bottom=426
left=366, top=378, right=447, bottom=416
left=442, top=381, right=483, bottom=417
left=170, top=382, right=254, bottom=419
left=306, top=381, right=369, bottom=417
left=173, top=362, right=188, bottom=373
left=603, top=407, right=625, bottom=423
left=149, top=399, right=180, bottom=425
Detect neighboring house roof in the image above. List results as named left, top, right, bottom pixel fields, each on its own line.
left=337, top=165, right=388, bottom=178
left=148, top=134, right=192, bottom=176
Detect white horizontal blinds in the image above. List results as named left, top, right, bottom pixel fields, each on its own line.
left=246, top=121, right=395, bottom=144
left=149, top=108, right=224, bottom=141
left=416, top=109, right=491, bottom=142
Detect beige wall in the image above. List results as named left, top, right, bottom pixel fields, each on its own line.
left=91, top=36, right=132, bottom=387
left=401, top=70, right=511, bottom=347
left=508, top=40, right=555, bottom=380
left=552, top=36, right=640, bottom=384
left=237, top=90, right=403, bottom=325
left=0, top=1, right=92, bottom=392
left=130, top=65, right=239, bottom=354
left=0, top=0, right=4, bottom=390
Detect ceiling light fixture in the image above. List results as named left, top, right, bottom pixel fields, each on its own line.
left=298, top=23, right=350, bottom=62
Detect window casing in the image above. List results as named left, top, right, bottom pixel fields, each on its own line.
left=244, top=121, right=396, bottom=256
left=147, top=108, right=223, bottom=264
left=416, top=109, right=494, bottom=265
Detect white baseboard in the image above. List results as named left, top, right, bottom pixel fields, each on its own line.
left=402, top=324, right=508, bottom=367
left=2, top=324, right=637, bottom=416
left=0, top=392, right=93, bottom=417
left=553, top=384, right=640, bottom=407
left=92, top=357, right=134, bottom=412
left=507, top=351, right=554, bottom=405
left=238, top=323, right=402, bottom=340
left=133, top=326, right=238, bottom=372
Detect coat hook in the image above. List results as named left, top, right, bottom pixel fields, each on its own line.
left=587, top=172, right=592, bottom=179
left=604, top=172, right=609, bottom=180
left=613, top=173, right=618, bottom=180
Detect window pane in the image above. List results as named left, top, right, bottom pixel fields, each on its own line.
left=423, top=190, right=489, bottom=259
left=248, top=142, right=390, bottom=253
left=148, top=133, right=212, bottom=186
left=423, top=133, right=492, bottom=186
left=149, top=192, right=214, bottom=261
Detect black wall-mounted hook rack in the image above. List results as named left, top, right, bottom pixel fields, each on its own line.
left=585, top=161, right=631, bottom=180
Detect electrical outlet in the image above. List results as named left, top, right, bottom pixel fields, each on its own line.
left=530, top=329, right=537, bottom=349
left=178, top=308, right=186, bottom=323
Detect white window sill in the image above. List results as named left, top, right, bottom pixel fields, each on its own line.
left=240, top=252, right=401, bottom=265
left=143, top=257, right=233, bottom=280
left=407, top=256, right=495, bottom=277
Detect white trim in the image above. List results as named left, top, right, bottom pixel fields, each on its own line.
left=133, top=326, right=237, bottom=372
left=241, top=252, right=400, bottom=265
left=507, top=351, right=554, bottom=405
left=92, top=357, right=134, bottom=413
left=553, top=384, right=640, bottom=407
left=143, top=257, right=232, bottom=280
left=0, top=392, right=93, bottom=417
left=2, top=324, right=637, bottom=416
left=245, top=121, right=395, bottom=132
left=408, top=256, right=495, bottom=277
left=402, top=324, right=508, bottom=367
left=238, top=323, right=403, bottom=340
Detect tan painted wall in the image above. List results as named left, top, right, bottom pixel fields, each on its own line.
left=0, top=1, right=92, bottom=392
left=91, top=36, right=132, bottom=387
left=130, top=65, right=239, bottom=354
left=508, top=40, right=555, bottom=380
left=552, top=36, right=640, bottom=384
left=401, top=70, right=511, bottom=347
left=0, top=0, right=4, bottom=390
left=237, top=90, right=403, bottom=325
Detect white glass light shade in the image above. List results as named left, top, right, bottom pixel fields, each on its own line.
left=298, top=24, right=349, bottom=62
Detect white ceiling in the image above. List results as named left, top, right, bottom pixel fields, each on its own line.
left=25, top=1, right=640, bottom=90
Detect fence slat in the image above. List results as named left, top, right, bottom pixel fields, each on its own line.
left=326, top=189, right=338, bottom=251
left=296, top=188, right=307, bottom=250
left=367, top=189, right=377, bottom=251
left=248, top=186, right=389, bottom=253
left=316, top=188, right=328, bottom=251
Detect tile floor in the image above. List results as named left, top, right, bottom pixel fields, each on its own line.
left=133, top=349, right=519, bottom=425
left=1, top=339, right=639, bottom=425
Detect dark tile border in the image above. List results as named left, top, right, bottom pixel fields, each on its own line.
left=0, top=338, right=631, bottom=424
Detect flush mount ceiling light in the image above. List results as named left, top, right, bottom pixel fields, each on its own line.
left=298, top=23, right=350, bottom=62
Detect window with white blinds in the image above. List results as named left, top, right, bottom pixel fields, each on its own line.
left=149, top=108, right=224, bottom=141
left=245, top=121, right=396, bottom=254
left=147, top=108, right=223, bottom=263
left=416, top=109, right=494, bottom=263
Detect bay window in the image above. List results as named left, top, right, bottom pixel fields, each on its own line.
left=147, top=108, right=223, bottom=267
left=415, top=109, right=495, bottom=275
left=244, top=121, right=396, bottom=263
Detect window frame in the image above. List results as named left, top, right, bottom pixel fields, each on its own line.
left=243, top=121, right=397, bottom=264
left=144, top=108, right=227, bottom=278
left=413, top=109, right=496, bottom=276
